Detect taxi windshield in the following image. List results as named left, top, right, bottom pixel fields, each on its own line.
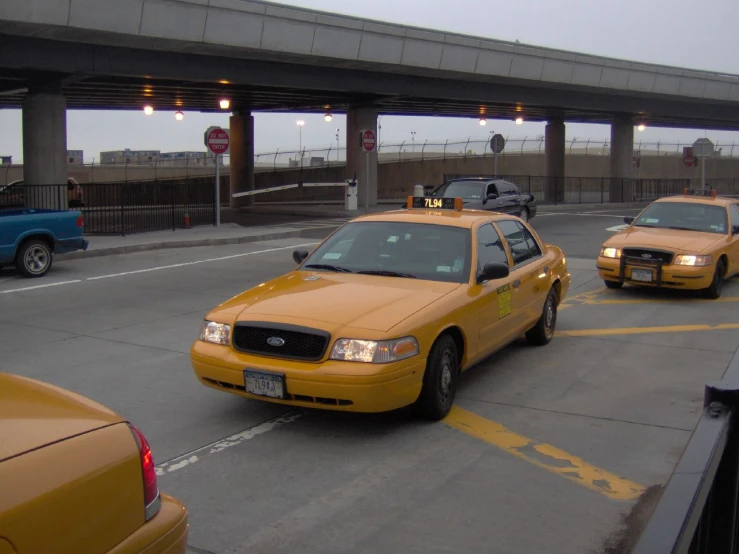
left=301, top=221, right=472, bottom=283
left=634, top=202, right=728, bottom=235
left=431, top=180, right=485, bottom=200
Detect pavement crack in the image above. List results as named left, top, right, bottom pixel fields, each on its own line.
left=457, top=396, right=694, bottom=432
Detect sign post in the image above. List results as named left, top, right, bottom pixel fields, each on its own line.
left=490, top=133, right=505, bottom=177
left=360, top=129, right=376, bottom=210
left=692, top=138, right=714, bottom=190
left=205, top=127, right=230, bottom=226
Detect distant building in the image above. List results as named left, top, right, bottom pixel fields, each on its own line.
left=158, top=151, right=215, bottom=166
left=100, top=149, right=161, bottom=164
left=0, top=155, right=11, bottom=165
left=67, top=150, right=84, bottom=165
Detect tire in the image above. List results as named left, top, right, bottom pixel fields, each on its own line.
left=16, top=239, right=53, bottom=278
left=519, top=207, right=529, bottom=222
left=604, top=280, right=623, bottom=289
left=413, top=334, right=459, bottom=421
left=702, top=259, right=725, bottom=300
left=526, top=286, right=558, bottom=346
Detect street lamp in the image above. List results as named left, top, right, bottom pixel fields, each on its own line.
left=143, top=105, right=154, bottom=116
left=174, top=111, right=184, bottom=121
left=296, top=120, right=305, bottom=161
left=324, top=113, right=333, bottom=122
left=219, top=99, right=230, bottom=110
left=335, top=128, right=340, bottom=163
left=637, top=124, right=646, bottom=131
left=411, top=131, right=416, bottom=152
left=479, top=117, right=487, bottom=126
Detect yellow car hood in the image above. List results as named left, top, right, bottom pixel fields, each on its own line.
left=0, top=373, right=122, bottom=462
left=613, top=227, right=724, bottom=253
left=232, top=272, right=461, bottom=332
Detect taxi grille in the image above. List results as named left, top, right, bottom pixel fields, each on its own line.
left=232, top=322, right=330, bottom=361
left=622, top=248, right=674, bottom=265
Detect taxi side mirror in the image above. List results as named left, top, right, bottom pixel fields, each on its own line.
left=293, top=249, right=309, bottom=264
left=476, top=262, right=510, bottom=284
left=487, top=192, right=498, bottom=200
left=624, top=216, right=635, bottom=224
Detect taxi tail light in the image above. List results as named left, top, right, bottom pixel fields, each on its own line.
left=76, top=214, right=84, bottom=228
left=128, top=423, right=161, bottom=521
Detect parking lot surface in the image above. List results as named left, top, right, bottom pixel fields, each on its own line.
left=2, top=208, right=738, bottom=554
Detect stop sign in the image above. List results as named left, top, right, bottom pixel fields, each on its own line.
left=207, top=128, right=230, bottom=155
left=683, top=154, right=695, bottom=167
left=361, top=129, right=376, bottom=153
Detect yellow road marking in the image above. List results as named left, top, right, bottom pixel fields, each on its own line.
left=557, top=323, right=739, bottom=337
left=443, top=406, right=646, bottom=501
left=562, top=296, right=739, bottom=308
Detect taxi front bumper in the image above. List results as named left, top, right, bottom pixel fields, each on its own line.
left=597, top=255, right=714, bottom=290
left=190, top=341, right=426, bottom=413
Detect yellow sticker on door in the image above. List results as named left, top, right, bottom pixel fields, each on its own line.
left=498, top=284, right=512, bottom=319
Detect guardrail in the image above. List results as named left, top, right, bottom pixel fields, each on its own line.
left=0, top=182, right=215, bottom=236
left=633, top=347, right=739, bottom=554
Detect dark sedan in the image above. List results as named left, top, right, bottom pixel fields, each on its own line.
left=426, top=178, right=537, bottom=221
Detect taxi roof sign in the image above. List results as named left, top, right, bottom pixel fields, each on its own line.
left=683, top=188, right=717, bottom=198
left=407, top=196, right=464, bottom=211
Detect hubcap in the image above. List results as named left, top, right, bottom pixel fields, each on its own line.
left=439, top=350, right=454, bottom=402
left=544, top=296, right=556, bottom=337
left=25, top=246, right=48, bottom=273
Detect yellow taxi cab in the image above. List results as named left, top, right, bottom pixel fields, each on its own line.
left=190, top=196, right=571, bottom=421
left=597, top=188, right=739, bottom=299
left=0, top=372, right=189, bottom=554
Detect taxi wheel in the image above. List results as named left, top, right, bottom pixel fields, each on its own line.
left=526, top=287, right=558, bottom=346
left=703, top=260, right=725, bottom=300
left=413, top=334, right=459, bottom=421
left=604, top=280, right=623, bottom=289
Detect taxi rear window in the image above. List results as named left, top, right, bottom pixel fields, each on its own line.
left=302, top=221, right=472, bottom=283
left=634, top=202, right=728, bottom=234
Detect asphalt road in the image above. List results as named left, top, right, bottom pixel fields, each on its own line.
left=2, top=209, right=738, bottom=554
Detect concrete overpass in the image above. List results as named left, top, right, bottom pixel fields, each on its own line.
left=2, top=0, right=739, bottom=205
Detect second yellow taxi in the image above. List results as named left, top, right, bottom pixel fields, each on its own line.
left=191, top=196, right=570, bottom=420
left=597, top=189, right=739, bottom=298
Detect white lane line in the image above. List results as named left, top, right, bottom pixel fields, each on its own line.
left=0, top=242, right=320, bottom=292
left=155, top=411, right=303, bottom=476
left=539, top=212, right=630, bottom=218
left=606, top=224, right=629, bottom=232
left=0, top=280, right=82, bottom=294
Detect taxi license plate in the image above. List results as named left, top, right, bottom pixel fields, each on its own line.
left=244, top=370, right=284, bottom=399
left=631, top=269, right=653, bottom=282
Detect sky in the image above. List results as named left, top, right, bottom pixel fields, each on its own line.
left=1, top=0, right=738, bottom=162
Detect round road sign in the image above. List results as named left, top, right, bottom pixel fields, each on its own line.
left=207, top=128, right=230, bottom=155
left=683, top=154, right=696, bottom=167
left=361, top=129, right=376, bottom=153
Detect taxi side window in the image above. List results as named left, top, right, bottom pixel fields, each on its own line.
left=732, top=204, right=739, bottom=232
left=496, top=182, right=514, bottom=196
left=476, top=223, right=508, bottom=270
left=486, top=183, right=498, bottom=198
left=497, top=220, right=542, bottom=266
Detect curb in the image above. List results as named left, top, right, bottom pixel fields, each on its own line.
left=55, top=226, right=341, bottom=261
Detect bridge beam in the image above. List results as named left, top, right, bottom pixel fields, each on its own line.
left=346, top=106, right=378, bottom=208
left=545, top=118, right=565, bottom=203
left=22, top=82, right=68, bottom=209
left=229, top=110, right=255, bottom=208
left=610, top=116, right=634, bottom=203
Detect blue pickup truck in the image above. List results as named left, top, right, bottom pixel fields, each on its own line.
left=0, top=209, right=89, bottom=278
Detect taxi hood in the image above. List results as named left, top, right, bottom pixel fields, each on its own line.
left=0, top=373, right=122, bottom=462
left=610, top=227, right=725, bottom=253
left=218, top=272, right=461, bottom=332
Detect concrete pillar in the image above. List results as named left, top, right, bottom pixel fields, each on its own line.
left=229, top=110, right=255, bottom=208
left=22, top=83, right=68, bottom=209
left=545, top=118, right=565, bottom=203
left=609, top=116, right=634, bottom=203
left=346, top=106, right=378, bottom=208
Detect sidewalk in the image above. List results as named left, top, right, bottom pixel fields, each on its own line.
left=57, top=201, right=649, bottom=261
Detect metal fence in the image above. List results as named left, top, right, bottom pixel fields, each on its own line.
left=443, top=175, right=739, bottom=204
left=0, top=181, right=215, bottom=235
left=633, top=347, right=739, bottom=554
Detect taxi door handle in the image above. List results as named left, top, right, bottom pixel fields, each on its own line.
left=512, top=279, right=521, bottom=289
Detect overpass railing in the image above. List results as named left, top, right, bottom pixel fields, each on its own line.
left=0, top=181, right=215, bottom=236
left=633, top=347, right=739, bottom=554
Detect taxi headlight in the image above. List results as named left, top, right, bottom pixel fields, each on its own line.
left=329, top=337, right=419, bottom=363
left=600, top=247, right=622, bottom=259
left=674, top=254, right=713, bottom=267
left=199, top=320, right=231, bottom=345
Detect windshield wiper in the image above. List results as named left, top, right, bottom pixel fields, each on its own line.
left=634, top=224, right=658, bottom=228
left=303, top=264, right=353, bottom=273
left=667, top=226, right=695, bottom=231
left=357, top=270, right=418, bottom=279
